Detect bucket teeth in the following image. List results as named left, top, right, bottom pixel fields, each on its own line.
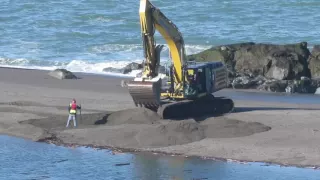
left=126, top=79, right=162, bottom=109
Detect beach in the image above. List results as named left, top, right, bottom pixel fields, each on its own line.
left=1, top=67, right=320, bottom=168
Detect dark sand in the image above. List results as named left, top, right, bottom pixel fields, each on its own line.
left=1, top=67, right=320, bottom=168
left=22, top=107, right=270, bottom=148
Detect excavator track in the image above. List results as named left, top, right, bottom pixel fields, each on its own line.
left=157, top=94, right=234, bottom=119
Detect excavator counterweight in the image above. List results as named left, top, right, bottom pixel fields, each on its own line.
left=123, top=0, right=234, bottom=119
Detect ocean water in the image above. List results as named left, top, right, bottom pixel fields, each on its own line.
left=1, top=0, right=319, bottom=76
left=1, top=135, right=320, bottom=180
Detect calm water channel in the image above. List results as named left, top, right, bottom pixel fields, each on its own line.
left=1, top=135, right=320, bottom=180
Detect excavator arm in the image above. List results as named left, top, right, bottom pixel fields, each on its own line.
left=139, top=0, right=186, bottom=85
left=125, top=0, right=188, bottom=109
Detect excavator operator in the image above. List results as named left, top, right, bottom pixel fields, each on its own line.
left=185, top=71, right=199, bottom=96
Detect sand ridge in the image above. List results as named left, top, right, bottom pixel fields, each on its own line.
left=20, top=106, right=270, bottom=148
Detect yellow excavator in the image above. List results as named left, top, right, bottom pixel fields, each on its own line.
left=123, top=0, right=234, bottom=119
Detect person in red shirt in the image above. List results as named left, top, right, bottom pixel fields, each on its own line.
left=66, top=99, right=81, bottom=127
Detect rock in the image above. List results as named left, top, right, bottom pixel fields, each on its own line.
left=185, top=42, right=320, bottom=94
left=103, top=62, right=143, bottom=74
left=231, top=75, right=266, bottom=89
left=121, top=62, right=167, bottom=74
left=285, top=77, right=320, bottom=94
left=188, top=42, right=311, bottom=80
left=314, top=87, right=320, bottom=95
left=122, top=62, right=143, bottom=74
left=48, top=69, right=77, bottom=80
left=255, top=75, right=267, bottom=85
left=285, top=85, right=294, bottom=93
left=103, top=62, right=167, bottom=76
left=187, top=42, right=254, bottom=63
left=256, top=76, right=319, bottom=94
left=234, top=42, right=310, bottom=80
left=232, top=76, right=251, bottom=89
left=102, top=67, right=122, bottom=73
left=308, top=45, right=320, bottom=78
left=285, top=80, right=302, bottom=93
left=262, top=49, right=307, bottom=80
left=187, top=42, right=254, bottom=76
left=258, top=80, right=288, bottom=92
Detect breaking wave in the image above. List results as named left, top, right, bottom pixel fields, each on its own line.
left=0, top=44, right=211, bottom=77
left=0, top=58, right=143, bottom=77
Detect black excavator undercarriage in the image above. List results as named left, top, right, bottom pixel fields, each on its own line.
left=125, top=72, right=235, bottom=120
left=156, top=95, right=234, bottom=119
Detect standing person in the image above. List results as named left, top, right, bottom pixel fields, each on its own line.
left=66, top=99, right=81, bottom=127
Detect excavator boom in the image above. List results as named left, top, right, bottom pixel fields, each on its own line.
left=139, top=0, right=186, bottom=83
left=125, top=0, right=187, bottom=110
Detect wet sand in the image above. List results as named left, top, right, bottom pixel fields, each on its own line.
left=1, top=67, right=320, bottom=168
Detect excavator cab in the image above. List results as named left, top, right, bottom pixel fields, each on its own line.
left=183, top=61, right=226, bottom=97
left=184, top=68, right=201, bottom=98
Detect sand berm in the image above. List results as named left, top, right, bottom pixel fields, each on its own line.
left=1, top=67, right=320, bottom=168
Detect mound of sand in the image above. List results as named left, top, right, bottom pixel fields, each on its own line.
left=200, top=117, right=271, bottom=138
left=136, top=119, right=206, bottom=147
left=106, top=108, right=161, bottom=125
left=22, top=108, right=271, bottom=148
left=132, top=117, right=271, bottom=147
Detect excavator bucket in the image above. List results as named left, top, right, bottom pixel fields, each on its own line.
left=126, top=79, right=162, bottom=110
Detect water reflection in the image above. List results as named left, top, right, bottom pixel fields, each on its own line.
left=132, top=154, right=190, bottom=180
left=1, top=135, right=320, bottom=180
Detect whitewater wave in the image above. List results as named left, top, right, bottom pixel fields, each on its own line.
left=90, top=43, right=211, bottom=55
left=0, top=58, right=143, bottom=77
left=90, top=44, right=143, bottom=55
left=0, top=44, right=211, bottom=77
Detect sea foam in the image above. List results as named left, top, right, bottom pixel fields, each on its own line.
left=0, top=44, right=211, bottom=77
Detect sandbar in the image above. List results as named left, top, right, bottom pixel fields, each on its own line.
left=1, top=67, right=320, bottom=168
